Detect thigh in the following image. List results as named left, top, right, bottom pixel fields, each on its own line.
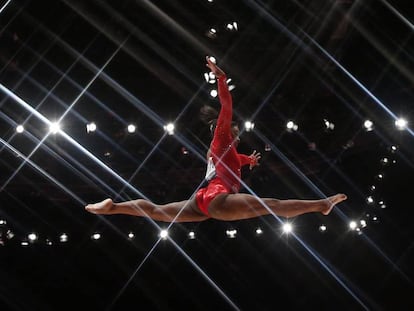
left=209, top=193, right=271, bottom=221
left=162, top=197, right=210, bottom=223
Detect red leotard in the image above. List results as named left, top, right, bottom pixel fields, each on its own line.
left=195, top=75, right=252, bottom=216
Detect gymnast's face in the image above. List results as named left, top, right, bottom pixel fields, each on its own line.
left=231, top=125, right=240, bottom=147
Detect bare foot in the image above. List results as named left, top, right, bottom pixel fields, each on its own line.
left=85, top=198, right=113, bottom=215
left=322, top=194, right=347, bottom=215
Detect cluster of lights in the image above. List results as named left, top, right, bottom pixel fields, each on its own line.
left=163, top=123, right=175, bottom=135
left=348, top=219, right=368, bottom=235
left=205, top=21, right=238, bottom=39
left=13, top=121, right=178, bottom=137
left=349, top=143, right=399, bottom=233
left=244, top=121, right=255, bottom=132
left=324, top=119, right=335, bottom=131
left=0, top=227, right=69, bottom=246
left=12, top=116, right=409, bottom=158
left=6, top=216, right=399, bottom=246
left=286, top=120, right=299, bottom=132
left=0, top=224, right=293, bottom=247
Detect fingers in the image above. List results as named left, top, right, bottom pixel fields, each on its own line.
left=250, top=150, right=262, bottom=159
left=249, top=150, right=262, bottom=170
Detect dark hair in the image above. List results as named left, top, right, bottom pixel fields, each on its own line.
left=199, top=105, right=238, bottom=136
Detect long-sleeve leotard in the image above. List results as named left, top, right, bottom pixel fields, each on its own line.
left=196, top=74, right=252, bottom=216
left=209, top=75, right=245, bottom=193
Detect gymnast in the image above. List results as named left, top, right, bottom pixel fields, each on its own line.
left=85, top=56, right=347, bottom=222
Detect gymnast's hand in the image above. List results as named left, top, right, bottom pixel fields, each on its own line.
left=206, top=56, right=225, bottom=78
left=248, top=150, right=261, bottom=170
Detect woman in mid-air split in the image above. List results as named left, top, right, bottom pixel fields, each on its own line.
left=85, top=56, right=347, bottom=222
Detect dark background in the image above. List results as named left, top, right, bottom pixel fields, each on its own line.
left=1, top=0, right=413, bottom=310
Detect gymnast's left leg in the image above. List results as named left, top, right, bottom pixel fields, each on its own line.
left=207, top=193, right=347, bottom=221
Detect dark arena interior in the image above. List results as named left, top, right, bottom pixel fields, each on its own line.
left=1, top=1, right=414, bottom=310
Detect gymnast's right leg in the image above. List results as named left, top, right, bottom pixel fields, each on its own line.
left=85, top=197, right=209, bottom=223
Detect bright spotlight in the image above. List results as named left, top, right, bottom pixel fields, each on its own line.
left=59, top=233, right=68, bottom=242
left=188, top=231, right=196, bottom=239
left=255, top=227, right=263, bottom=235
left=282, top=223, right=292, bottom=233
left=127, top=124, right=136, bottom=133
left=349, top=221, right=357, bottom=230
left=163, top=123, right=175, bottom=135
left=395, top=118, right=407, bottom=130
left=210, top=89, right=218, bottom=98
left=28, top=233, right=38, bottom=242
left=363, top=119, right=374, bottom=131
left=225, top=22, right=238, bottom=31
left=159, top=229, right=169, bottom=240
left=380, top=157, right=389, bottom=165
left=49, top=122, right=61, bottom=134
left=319, top=224, right=327, bottom=232
left=244, top=121, right=255, bottom=132
left=324, top=119, right=335, bottom=130
left=226, top=229, right=237, bottom=238
left=128, top=232, right=135, bottom=239
left=16, top=125, right=24, bottom=133
left=204, top=72, right=216, bottom=84
left=206, top=29, right=217, bottom=39
left=286, top=120, right=298, bottom=132
left=91, top=233, right=101, bottom=240
left=86, top=122, right=97, bottom=133
left=366, top=196, right=374, bottom=204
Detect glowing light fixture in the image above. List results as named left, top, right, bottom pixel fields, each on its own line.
left=226, top=229, right=237, bottom=238
left=91, top=233, right=101, bottom=240
left=319, top=224, right=327, bottom=232
left=324, top=119, right=335, bottom=130
left=363, top=119, right=374, bottom=131
left=159, top=229, right=169, bottom=240
left=49, top=122, right=61, bottom=134
left=127, top=124, right=136, bottom=133
left=395, top=118, right=407, bottom=130
left=163, top=123, right=175, bottom=135
left=286, top=120, right=298, bottom=132
left=59, top=233, right=68, bottom=242
left=86, top=122, right=97, bottom=133
left=349, top=221, right=357, bottom=230
left=28, top=233, right=38, bottom=242
left=282, top=223, right=292, bottom=233
left=16, top=125, right=24, bottom=133
left=244, top=121, right=255, bottom=132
